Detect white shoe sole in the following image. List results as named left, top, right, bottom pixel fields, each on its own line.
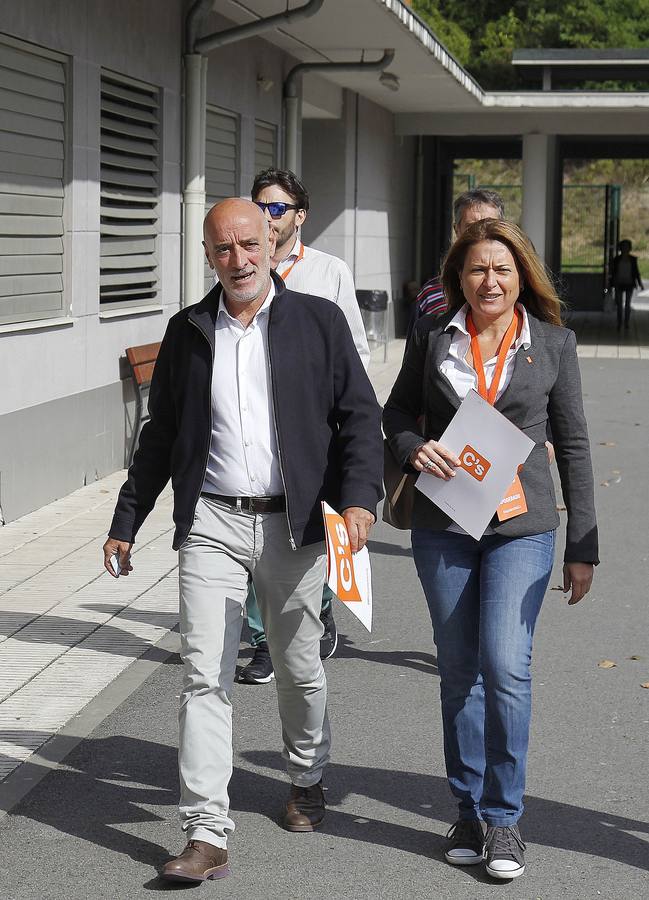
left=485, top=863, right=525, bottom=879
left=321, top=630, right=338, bottom=661
left=444, top=852, right=483, bottom=866
left=239, top=671, right=275, bottom=684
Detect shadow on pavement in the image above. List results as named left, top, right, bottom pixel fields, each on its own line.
left=4, top=733, right=648, bottom=889
left=566, top=307, right=649, bottom=347
left=242, top=751, right=649, bottom=876
left=335, top=633, right=438, bottom=675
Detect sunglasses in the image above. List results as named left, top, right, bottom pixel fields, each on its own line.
left=254, top=200, right=301, bottom=219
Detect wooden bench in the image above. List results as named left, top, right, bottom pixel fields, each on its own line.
left=125, top=341, right=161, bottom=466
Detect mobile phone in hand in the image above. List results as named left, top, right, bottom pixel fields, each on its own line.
left=109, top=553, right=122, bottom=577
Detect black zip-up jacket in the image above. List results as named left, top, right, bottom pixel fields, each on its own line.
left=109, top=272, right=384, bottom=550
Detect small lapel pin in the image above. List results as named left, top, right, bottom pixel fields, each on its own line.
left=526, top=356, right=533, bottom=364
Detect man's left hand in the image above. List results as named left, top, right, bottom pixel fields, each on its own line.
left=341, top=507, right=375, bottom=552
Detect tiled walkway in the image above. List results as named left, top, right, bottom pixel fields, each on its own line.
left=567, top=292, right=649, bottom=359
left=0, top=475, right=179, bottom=782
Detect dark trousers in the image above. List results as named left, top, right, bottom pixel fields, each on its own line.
left=614, top=286, right=633, bottom=328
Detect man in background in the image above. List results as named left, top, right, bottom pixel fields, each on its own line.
left=406, top=188, right=505, bottom=343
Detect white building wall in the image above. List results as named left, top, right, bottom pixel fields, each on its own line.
left=0, top=2, right=413, bottom=523
left=202, top=21, right=289, bottom=197
left=0, top=0, right=184, bottom=521
left=302, top=91, right=415, bottom=336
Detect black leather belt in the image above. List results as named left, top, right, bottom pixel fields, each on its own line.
left=201, top=492, right=286, bottom=513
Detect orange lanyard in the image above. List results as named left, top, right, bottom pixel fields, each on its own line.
left=277, top=241, right=304, bottom=281
left=466, top=307, right=520, bottom=406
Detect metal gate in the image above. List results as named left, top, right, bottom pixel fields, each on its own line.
left=561, top=183, right=621, bottom=310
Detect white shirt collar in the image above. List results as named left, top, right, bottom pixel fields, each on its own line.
left=276, top=233, right=302, bottom=267
left=217, top=279, right=275, bottom=327
left=445, top=302, right=531, bottom=351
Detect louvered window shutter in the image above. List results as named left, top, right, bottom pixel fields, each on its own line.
left=254, top=120, right=277, bottom=173
left=0, top=37, right=66, bottom=326
left=204, top=107, right=239, bottom=295
left=100, top=73, right=160, bottom=308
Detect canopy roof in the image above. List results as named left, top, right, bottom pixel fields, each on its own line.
left=208, top=0, right=649, bottom=132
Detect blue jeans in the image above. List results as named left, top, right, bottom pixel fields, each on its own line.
left=411, top=528, right=555, bottom=827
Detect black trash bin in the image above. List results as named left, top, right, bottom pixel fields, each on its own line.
left=356, top=289, right=388, bottom=361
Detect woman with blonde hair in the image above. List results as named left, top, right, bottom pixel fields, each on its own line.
left=383, top=219, right=598, bottom=880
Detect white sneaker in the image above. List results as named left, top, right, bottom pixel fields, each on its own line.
left=483, top=824, right=526, bottom=879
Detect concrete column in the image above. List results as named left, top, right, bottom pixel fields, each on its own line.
left=521, top=134, right=559, bottom=265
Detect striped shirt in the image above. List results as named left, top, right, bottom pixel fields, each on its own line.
left=406, top=274, right=449, bottom=345
left=416, top=275, right=448, bottom=318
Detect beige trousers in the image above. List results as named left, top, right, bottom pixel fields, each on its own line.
left=177, top=496, right=330, bottom=848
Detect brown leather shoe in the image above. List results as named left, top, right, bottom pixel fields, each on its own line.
left=160, top=839, right=230, bottom=882
left=283, top=781, right=326, bottom=832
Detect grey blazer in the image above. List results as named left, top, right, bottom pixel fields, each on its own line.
left=383, top=310, right=599, bottom=564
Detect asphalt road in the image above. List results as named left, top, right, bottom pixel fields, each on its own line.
left=1, top=358, right=648, bottom=900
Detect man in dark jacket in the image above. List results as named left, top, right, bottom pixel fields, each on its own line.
left=102, top=199, right=383, bottom=883
left=609, top=238, right=644, bottom=331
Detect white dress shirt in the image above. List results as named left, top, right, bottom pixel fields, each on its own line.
left=439, top=302, right=531, bottom=534
left=276, top=237, right=371, bottom=370
left=440, top=302, right=532, bottom=401
left=203, top=281, right=284, bottom=497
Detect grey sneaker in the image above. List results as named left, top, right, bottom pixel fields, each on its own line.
left=484, top=824, right=526, bottom=879
left=444, top=818, right=485, bottom=865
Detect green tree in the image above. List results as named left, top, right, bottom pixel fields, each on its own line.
left=412, top=0, right=649, bottom=89
left=410, top=0, right=471, bottom=66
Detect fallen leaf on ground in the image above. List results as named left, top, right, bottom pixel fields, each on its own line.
left=598, top=660, right=617, bottom=669
left=629, top=655, right=642, bottom=660
left=641, top=683, right=649, bottom=690
left=599, top=441, right=617, bottom=446
left=556, top=504, right=567, bottom=511
left=550, top=585, right=564, bottom=591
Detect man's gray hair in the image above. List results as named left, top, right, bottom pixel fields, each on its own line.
left=453, top=189, right=505, bottom=227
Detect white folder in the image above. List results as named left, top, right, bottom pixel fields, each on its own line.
left=415, top=389, right=534, bottom=540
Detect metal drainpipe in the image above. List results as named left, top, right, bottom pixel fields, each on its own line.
left=181, top=0, right=325, bottom=307
left=283, top=49, right=395, bottom=175
left=414, top=135, right=424, bottom=284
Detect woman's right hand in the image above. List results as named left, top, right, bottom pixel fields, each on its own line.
left=410, top=441, right=461, bottom=480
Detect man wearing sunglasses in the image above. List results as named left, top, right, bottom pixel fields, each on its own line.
left=235, top=168, right=370, bottom=687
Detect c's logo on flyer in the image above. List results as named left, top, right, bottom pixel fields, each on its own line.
left=459, top=445, right=491, bottom=482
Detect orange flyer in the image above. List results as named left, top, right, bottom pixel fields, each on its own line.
left=321, top=502, right=372, bottom=631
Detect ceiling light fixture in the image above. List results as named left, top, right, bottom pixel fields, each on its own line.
left=256, top=74, right=274, bottom=93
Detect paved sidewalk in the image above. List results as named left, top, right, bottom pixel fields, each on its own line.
left=0, top=310, right=645, bottom=793
left=0, top=475, right=178, bottom=783
left=0, top=354, right=647, bottom=899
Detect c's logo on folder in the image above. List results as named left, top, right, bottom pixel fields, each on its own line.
left=459, top=445, right=491, bottom=482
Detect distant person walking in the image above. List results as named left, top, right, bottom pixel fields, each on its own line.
left=610, top=239, right=644, bottom=331
left=406, top=189, right=505, bottom=344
